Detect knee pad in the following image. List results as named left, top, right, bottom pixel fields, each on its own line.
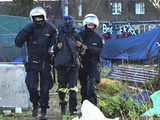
left=58, top=88, right=68, bottom=93
left=69, top=87, right=78, bottom=93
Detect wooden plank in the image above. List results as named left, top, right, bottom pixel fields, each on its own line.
left=115, top=66, right=158, bottom=73
left=114, top=67, right=158, bottom=75
left=107, top=65, right=158, bottom=83
left=110, top=70, right=158, bottom=78
left=109, top=73, right=154, bottom=81
left=108, top=73, right=147, bottom=81
left=108, top=76, right=145, bottom=83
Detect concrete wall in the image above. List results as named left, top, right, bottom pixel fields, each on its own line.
left=0, top=63, right=31, bottom=109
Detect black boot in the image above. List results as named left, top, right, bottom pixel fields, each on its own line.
left=69, top=90, right=78, bottom=116
left=59, top=102, right=67, bottom=116
left=39, top=108, right=47, bottom=120
left=70, top=111, right=78, bottom=116
left=32, top=104, right=38, bottom=117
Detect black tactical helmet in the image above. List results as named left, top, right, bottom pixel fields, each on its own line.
left=63, top=16, right=75, bottom=26
left=62, top=16, right=75, bottom=32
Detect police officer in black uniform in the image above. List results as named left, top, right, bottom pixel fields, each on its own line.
left=15, top=7, right=57, bottom=120
left=53, top=16, right=84, bottom=116
left=79, top=14, right=104, bottom=105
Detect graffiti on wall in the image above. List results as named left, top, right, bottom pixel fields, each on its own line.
left=102, top=23, right=137, bottom=40
left=75, top=20, right=159, bottom=40
left=102, top=23, right=159, bottom=40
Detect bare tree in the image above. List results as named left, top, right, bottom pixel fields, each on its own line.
left=9, top=0, right=35, bottom=17
left=150, top=0, right=160, bottom=8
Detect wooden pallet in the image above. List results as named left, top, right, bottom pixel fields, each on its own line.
left=107, top=65, right=159, bottom=83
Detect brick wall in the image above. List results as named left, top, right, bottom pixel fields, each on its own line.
left=69, top=0, right=160, bottom=21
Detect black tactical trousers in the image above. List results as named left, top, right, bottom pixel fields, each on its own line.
left=79, top=63, right=100, bottom=105
left=56, top=66, right=79, bottom=113
left=25, top=67, right=53, bottom=109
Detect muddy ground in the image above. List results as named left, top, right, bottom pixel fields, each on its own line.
left=0, top=89, right=81, bottom=120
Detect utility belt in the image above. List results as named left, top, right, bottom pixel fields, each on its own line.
left=24, top=56, right=49, bottom=72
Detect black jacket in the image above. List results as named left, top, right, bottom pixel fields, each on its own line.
left=79, top=29, right=104, bottom=65
left=54, top=26, right=81, bottom=67
left=15, top=21, right=57, bottom=71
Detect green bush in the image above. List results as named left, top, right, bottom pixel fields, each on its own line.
left=145, top=77, right=160, bottom=92
left=98, top=81, right=152, bottom=119
left=99, top=95, right=152, bottom=119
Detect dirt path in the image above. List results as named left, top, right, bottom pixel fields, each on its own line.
left=1, top=86, right=82, bottom=120
left=13, top=94, right=62, bottom=120
left=14, top=92, right=81, bottom=120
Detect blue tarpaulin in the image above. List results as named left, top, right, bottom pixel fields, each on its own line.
left=101, top=27, right=160, bottom=61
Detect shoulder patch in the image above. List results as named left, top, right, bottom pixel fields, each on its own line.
left=44, top=33, right=50, bottom=37
left=92, top=43, right=98, bottom=46
left=102, top=39, right=105, bottom=45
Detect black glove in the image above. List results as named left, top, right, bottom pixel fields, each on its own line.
left=80, top=44, right=88, bottom=55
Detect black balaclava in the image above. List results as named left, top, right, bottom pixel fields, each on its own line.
left=85, top=24, right=96, bottom=33
left=32, top=15, right=45, bottom=27
left=62, top=16, right=75, bottom=33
